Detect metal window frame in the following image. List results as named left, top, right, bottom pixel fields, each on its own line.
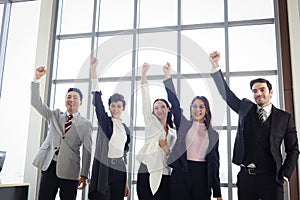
left=50, top=0, right=283, bottom=200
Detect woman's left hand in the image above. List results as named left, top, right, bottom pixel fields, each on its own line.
left=159, top=139, right=170, bottom=155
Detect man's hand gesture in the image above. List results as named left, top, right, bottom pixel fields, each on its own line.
left=35, top=66, right=46, bottom=80
left=209, top=51, right=221, bottom=68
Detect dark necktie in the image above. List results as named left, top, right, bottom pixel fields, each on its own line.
left=65, top=114, right=73, bottom=133
left=258, top=108, right=265, bottom=124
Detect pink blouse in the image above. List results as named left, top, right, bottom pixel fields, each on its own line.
left=186, top=121, right=209, bottom=161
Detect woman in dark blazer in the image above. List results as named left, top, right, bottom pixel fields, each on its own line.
left=88, top=57, right=131, bottom=200
left=163, top=63, right=222, bottom=200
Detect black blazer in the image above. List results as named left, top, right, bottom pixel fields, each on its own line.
left=163, top=78, right=221, bottom=197
left=89, top=91, right=131, bottom=197
left=211, top=69, right=299, bottom=183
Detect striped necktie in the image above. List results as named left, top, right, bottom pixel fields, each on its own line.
left=65, top=114, right=73, bottom=133
left=258, top=108, right=265, bottom=124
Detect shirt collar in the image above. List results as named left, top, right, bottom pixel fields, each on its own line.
left=112, top=117, right=122, bottom=122
left=192, top=120, right=205, bottom=126
left=67, top=112, right=78, bottom=118
left=257, top=104, right=272, bottom=114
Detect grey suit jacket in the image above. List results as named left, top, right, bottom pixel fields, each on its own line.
left=31, top=82, right=93, bottom=180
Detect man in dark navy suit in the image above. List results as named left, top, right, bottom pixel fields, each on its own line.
left=209, top=51, right=299, bottom=200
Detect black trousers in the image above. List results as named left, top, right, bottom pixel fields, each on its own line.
left=38, top=160, right=78, bottom=200
left=89, top=158, right=127, bottom=200
left=169, top=161, right=210, bottom=200
left=237, top=170, right=283, bottom=200
left=137, top=163, right=170, bottom=200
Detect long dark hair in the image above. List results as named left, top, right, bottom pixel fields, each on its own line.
left=190, top=96, right=212, bottom=129
left=152, top=98, right=174, bottom=129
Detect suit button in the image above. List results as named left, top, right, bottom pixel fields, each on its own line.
left=62, top=136, right=65, bottom=139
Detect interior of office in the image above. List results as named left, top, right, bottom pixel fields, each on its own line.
left=0, top=0, right=299, bottom=200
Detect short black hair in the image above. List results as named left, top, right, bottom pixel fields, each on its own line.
left=250, top=78, right=272, bottom=91
left=108, top=93, right=126, bottom=108
left=67, top=88, right=83, bottom=101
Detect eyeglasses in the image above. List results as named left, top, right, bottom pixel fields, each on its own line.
left=191, top=104, right=206, bottom=109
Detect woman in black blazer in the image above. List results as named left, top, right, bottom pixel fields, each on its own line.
left=162, top=63, right=222, bottom=200
left=88, top=57, right=131, bottom=200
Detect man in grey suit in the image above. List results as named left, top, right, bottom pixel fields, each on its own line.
left=31, top=66, right=93, bottom=200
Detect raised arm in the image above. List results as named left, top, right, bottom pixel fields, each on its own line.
left=90, top=57, right=98, bottom=80
left=141, top=62, right=149, bottom=84
left=209, top=51, right=241, bottom=113
left=162, top=63, right=182, bottom=129
left=141, top=62, right=153, bottom=124
left=31, top=66, right=52, bottom=121
left=90, top=57, right=110, bottom=127
left=209, top=51, right=220, bottom=69
left=163, top=62, right=171, bottom=80
left=163, top=62, right=179, bottom=109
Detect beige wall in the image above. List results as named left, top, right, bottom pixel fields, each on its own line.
left=287, top=0, right=300, bottom=193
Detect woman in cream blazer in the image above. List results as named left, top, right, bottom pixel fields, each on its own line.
left=136, top=62, right=177, bottom=200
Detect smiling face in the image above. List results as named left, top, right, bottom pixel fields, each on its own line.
left=191, top=99, right=206, bottom=123
left=65, top=91, right=82, bottom=114
left=153, top=100, right=170, bottom=123
left=109, top=101, right=124, bottom=119
left=252, top=82, right=273, bottom=107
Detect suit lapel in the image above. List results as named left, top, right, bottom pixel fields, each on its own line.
left=207, top=126, right=218, bottom=154
left=60, top=113, right=67, bottom=135
left=270, top=106, right=280, bottom=138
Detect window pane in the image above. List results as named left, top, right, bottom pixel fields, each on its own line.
left=98, top=0, right=134, bottom=31
left=137, top=49, right=177, bottom=76
left=139, top=0, right=177, bottom=28
left=56, top=38, right=91, bottom=79
left=51, top=1, right=282, bottom=199
left=60, top=0, right=94, bottom=34
left=229, top=25, right=277, bottom=72
left=228, top=0, right=274, bottom=21
left=132, top=130, right=145, bottom=175
left=182, top=0, right=224, bottom=24
left=131, top=129, right=146, bottom=200
left=0, top=0, right=40, bottom=182
left=222, top=187, right=241, bottom=200
left=232, top=187, right=238, bottom=200
left=96, top=35, right=133, bottom=78
left=182, top=28, right=226, bottom=73
left=137, top=32, right=177, bottom=73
